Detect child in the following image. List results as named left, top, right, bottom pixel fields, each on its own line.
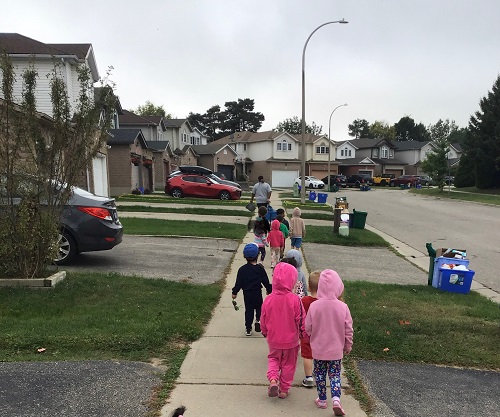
left=289, top=207, right=306, bottom=249
left=261, top=262, right=307, bottom=399
left=305, top=269, right=353, bottom=416
left=232, top=243, right=272, bottom=336
left=300, top=270, right=321, bottom=388
left=275, top=214, right=289, bottom=259
left=257, top=205, right=271, bottom=234
left=253, top=219, right=269, bottom=263
left=285, top=249, right=308, bottom=297
left=267, top=219, right=283, bottom=268
left=276, top=208, right=289, bottom=231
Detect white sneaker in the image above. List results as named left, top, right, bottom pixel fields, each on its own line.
left=302, top=377, right=315, bottom=387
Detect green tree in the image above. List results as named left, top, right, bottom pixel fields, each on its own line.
left=461, top=75, right=500, bottom=189
left=348, top=118, right=370, bottom=138
left=134, top=100, right=171, bottom=118
left=274, top=116, right=322, bottom=135
left=421, top=137, right=450, bottom=191
left=394, top=116, right=429, bottom=141
left=369, top=120, right=396, bottom=140
left=0, top=55, right=117, bottom=278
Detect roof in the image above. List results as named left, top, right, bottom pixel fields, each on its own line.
left=337, top=137, right=397, bottom=149
left=337, top=157, right=377, bottom=166
left=108, top=128, right=147, bottom=149
left=0, top=33, right=98, bottom=80
left=394, top=140, right=429, bottom=150
left=213, top=130, right=320, bottom=144
left=119, top=109, right=158, bottom=126
left=164, top=118, right=189, bottom=128
left=147, top=140, right=171, bottom=152
left=371, top=157, right=407, bottom=165
left=191, top=143, right=237, bottom=156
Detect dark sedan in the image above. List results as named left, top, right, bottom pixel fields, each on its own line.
left=321, top=174, right=347, bottom=188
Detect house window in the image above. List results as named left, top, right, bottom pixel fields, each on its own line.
left=348, top=150, right=352, bottom=157
left=381, top=146, right=388, bottom=158
left=316, top=146, right=329, bottom=154
left=389, top=149, right=394, bottom=157
left=224, top=149, right=227, bottom=155
left=373, top=149, right=379, bottom=157
left=277, top=139, right=290, bottom=151
left=341, top=149, right=344, bottom=156
left=243, top=144, right=247, bottom=151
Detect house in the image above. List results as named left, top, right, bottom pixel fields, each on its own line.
left=191, top=143, right=238, bottom=180
left=147, top=140, right=175, bottom=190
left=107, top=128, right=154, bottom=195
left=335, top=138, right=405, bottom=177
left=190, top=127, right=209, bottom=146
left=0, top=33, right=111, bottom=196
left=118, top=110, right=167, bottom=143
left=210, top=131, right=339, bottom=187
left=163, top=118, right=196, bottom=151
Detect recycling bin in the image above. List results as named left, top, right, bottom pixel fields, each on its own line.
left=352, top=209, right=367, bottom=229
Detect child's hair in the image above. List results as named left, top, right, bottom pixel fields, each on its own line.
left=172, top=406, right=186, bottom=417
left=279, top=257, right=297, bottom=268
left=258, top=206, right=268, bottom=217
left=308, top=270, right=321, bottom=293
left=276, top=214, right=283, bottom=222
left=276, top=208, right=285, bottom=216
left=254, top=219, right=264, bottom=235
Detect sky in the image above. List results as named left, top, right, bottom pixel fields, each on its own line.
left=2, top=0, right=500, bottom=140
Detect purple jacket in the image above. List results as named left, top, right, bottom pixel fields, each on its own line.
left=261, top=263, right=307, bottom=349
left=305, top=269, right=353, bottom=360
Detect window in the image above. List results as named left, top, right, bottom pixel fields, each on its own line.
left=316, top=146, right=329, bottom=154
left=224, top=149, right=227, bottom=155
left=348, top=150, right=352, bottom=157
left=341, top=149, right=344, bottom=156
left=243, top=144, right=247, bottom=151
left=381, top=146, right=388, bottom=158
left=373, top=148, right=379, bottom=157
left=389, top=149, right=394, bottom=157
left=277, top=139, right=291, bottom=151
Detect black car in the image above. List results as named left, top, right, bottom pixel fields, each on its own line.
left=346, top=174, right=373, bottom=188
left=58, top=186, right=123, bottom=264
left=321, top=174, right=347, bottom=188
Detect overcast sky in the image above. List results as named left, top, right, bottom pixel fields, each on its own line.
left=3, top=0, right=500, bottom=139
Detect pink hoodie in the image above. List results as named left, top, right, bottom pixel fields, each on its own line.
left=267, top=219, right=283, bottom=248
left=260, top=262, right=307, bottom=349
left=305, top=269, right=353, bottom=360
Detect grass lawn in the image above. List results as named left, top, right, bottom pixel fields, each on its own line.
left=306, top=225, right=389, bottom=247
left=116, top=194, right=251, bottom=206
left=411, top=187, right=500, bottom=205
left=0, top=272, right=222, bottom=414
left=118, top=205, right=253, bottom=217
left=120, top=218, right=247, bottom=240
left=282, top=199, right=333, bottom=212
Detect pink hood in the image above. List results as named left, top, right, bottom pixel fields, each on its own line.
left=260, top=263, right=306, bottom=349
left=305, top=269, right=353, bottom=360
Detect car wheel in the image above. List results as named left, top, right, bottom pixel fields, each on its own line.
left=219, top=190, right=230, bottom=200
left=171, top=188, right=183, bottom=198
left=390, top=182, right=395, bottom=187
left=55, top=231, right=77, bottom=265
left=380, top=180, right=387, bottom=186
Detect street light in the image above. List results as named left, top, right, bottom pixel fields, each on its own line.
left=301, top=19, right=349, bottom=203
left=327, top=103, right=348, bottom=191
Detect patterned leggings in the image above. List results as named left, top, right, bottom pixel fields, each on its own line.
left=314, top=359, right=342, bottom=401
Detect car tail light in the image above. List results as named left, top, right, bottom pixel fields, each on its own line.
left=77, top=206, right=113, bottom=221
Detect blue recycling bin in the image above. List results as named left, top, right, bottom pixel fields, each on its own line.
left=317, top=193, right=327, bottom=203
left=309, top=191, right=317, bottom=202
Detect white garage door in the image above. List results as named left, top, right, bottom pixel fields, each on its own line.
left=272, top=170, right=299, bottom=188
left=92, top=153, right=109, bottom=197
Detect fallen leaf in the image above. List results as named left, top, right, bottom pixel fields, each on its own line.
left=399, top=320, right=411, bottom=326
left=386, top=331, right=391, bottom=335
left=361, top=291, right=366, bottom=297
left=37, top=348, right=46, bottom=353
left=383, top=348, right=390, bottom=352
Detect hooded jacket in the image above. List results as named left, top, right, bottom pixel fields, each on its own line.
left=267, top=220, right=284, bottom=248
left=285, top=249, right=308, bottom=296
left=260, top=263, right=307, bottom=349
left=289, top=207, right=306, bottom=238
left=305, top=269, right=353, bottom=360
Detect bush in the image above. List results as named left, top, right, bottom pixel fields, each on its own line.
left=131, top=188, right=142, bottom=195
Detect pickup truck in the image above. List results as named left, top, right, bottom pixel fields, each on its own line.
left=372, top=173, right=395, bottom=186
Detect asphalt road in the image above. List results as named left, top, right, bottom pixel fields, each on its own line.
left=328, top=188, right=500, bottom=293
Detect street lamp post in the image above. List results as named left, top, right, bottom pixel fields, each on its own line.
left=327, top=103, right=348, bottom=191
left=301, top=19, right=349, bottom=203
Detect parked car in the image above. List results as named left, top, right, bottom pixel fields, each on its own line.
left=165, top=173, right=241, bottom=200
left=418, top=175, right=434, bottom=186
left=169, top=167, right=241, bottom=189
left=321, top=174, right=347, bottom=188
left=372, top=173, right=395, bottom=186
left=293, top=176, right=325, bottom=189
left=444, top=176, right=455, bottom=185
left=389, top=175, right=421, bottom=187
left=346, top=174, right=373, bottom=188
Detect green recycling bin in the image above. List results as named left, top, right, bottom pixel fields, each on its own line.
left=329, top=184, right=339, bottom=192
left=352, top=209, right=367, bottom=229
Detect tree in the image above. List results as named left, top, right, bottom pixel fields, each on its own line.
left=369, top=120, right=396, bottom=140
left=187, top=99, right=264, bottom=141
left=394, top=116, right=429, bottom=141
left=0, top=54, right=117, bottom=278
left=460, top=75, right=500, bottom=189
left=134, top=100, right=171, bottom=118
left=274, top=116, right=322, bottom=135
left=348, top=119, right=370, bottom=138
left=421, top=137, right=450, bottom=191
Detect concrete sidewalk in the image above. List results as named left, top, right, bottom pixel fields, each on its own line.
left=159, top=195, right=368, bottom=417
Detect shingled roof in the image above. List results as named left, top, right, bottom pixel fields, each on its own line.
left=108, top=128, right=147, bottom=149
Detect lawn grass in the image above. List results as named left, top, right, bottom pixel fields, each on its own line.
left=0, top=272, right=222, bottom=362
left=120, top=218, right=247, bottom=240
left=306, top=225, right=389, bottom=247
left=116, top=194, right=251, bottom=206
left=118, top=205, right=253, bottom=217
left=411, top=187, right=500, bottom=205
left=344, top=281, right=500, bottom=369
left=282, top=199, right=333, bottom=212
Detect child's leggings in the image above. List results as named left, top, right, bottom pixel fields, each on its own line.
left=314, top=359, right=342, bottom=401
left=267, top=345, right=299, bottom=393
left=270, top=247, right=280, bottom=266
left=258, top=246, right=266, bottom=261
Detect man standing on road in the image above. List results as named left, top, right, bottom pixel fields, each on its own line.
left=251, top=176, right=272, bottom=208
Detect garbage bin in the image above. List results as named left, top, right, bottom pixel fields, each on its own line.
left=293, top=182, right=300, bottom=197
left=329, top=184, right=339, bottom=192
left=352, top=209, right=367, bottom=229
left=348, top=212, right=354, bottom=228
left=425, top=243, right=436, bottom=286
left=317, top=193, right=327, bottom=204
left=309, top=191, right=317, bottom=202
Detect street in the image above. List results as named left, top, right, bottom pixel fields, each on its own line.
left=327, top=188, right=500, bottom=293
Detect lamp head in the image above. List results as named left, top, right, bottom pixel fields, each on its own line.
left=339, top=18, right=349, bottom=24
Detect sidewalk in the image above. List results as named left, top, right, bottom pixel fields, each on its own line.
left=160, top=194, right=368, bottom=417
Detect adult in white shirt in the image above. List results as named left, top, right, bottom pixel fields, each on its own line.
left=250, top=176, right=272, bottom=208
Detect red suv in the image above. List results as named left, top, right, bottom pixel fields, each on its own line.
left=389, top=175, right=421, bottom=187
left=165, top=174, right=241, bottom=200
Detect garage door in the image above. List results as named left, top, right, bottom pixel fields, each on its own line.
left=92, top=153, right=109, bottom=197
left=272, top=170, right=298, bottom=188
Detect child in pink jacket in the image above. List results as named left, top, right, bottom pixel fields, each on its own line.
left=305, top=269, right=353, bottom=416
left=267, top=219, right=283, bottom=268
left=260, top=262, right=307, bottom=399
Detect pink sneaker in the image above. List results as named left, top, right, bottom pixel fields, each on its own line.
left=268, top=381, right=279, bottom=397
left=333, top=399, right=346, bottom=416
left=315, top=398, right=327, bottom=409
